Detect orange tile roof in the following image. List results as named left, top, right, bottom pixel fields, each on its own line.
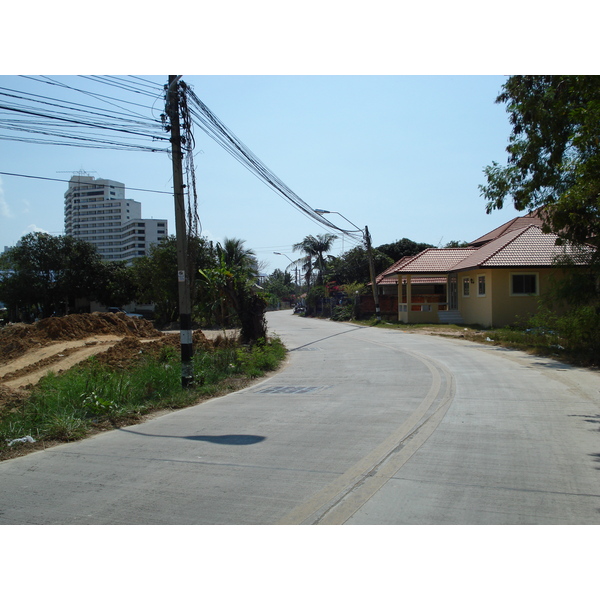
left=453, top=225, right=594, bottom=270
left=389, top=248, right=475, bottom=274
left=375, top=256, right=412, bottom=284
left=386, top=226, right=594, bottom=276
left=374, top=210, right=594, bottom=283
left=469, top=209, right=544, bottom=246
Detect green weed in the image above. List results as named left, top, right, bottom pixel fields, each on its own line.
left=0, top=336, right=287, bottom=458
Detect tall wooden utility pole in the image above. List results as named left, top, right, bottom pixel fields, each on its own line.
left=365, top=226, right=381, bottom=321
left=167, top=75, right=194, bottom=387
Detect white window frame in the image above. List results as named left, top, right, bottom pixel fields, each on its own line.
left=510, top=272, right=539, bottom=296
left=462, top=277, right=470, bottom=297
left=477, top=274, right=486, bottom=297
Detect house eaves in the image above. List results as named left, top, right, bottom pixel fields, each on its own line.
left=452, top=225, right=594, bottom=272
left=376, top=255, right=412, bottom=284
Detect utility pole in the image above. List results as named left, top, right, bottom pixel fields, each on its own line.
left=166, top=75, right=194, bottom=387
left=365, top=225, right=381, bottom=322
left=312, top=208, right=381, bottom=322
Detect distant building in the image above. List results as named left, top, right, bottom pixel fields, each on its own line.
left=64, top=174, right=167, bottom=262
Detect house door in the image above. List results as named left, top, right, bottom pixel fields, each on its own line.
left=448, top=275, right=458, bottom=310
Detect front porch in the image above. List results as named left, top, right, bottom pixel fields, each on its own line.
left=398, top=273, right=460, bottom=324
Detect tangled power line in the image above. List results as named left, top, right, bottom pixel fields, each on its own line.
left=0, top=75, right=363, bottom=242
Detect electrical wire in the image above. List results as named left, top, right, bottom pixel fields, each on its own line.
left=0, top=76, right=170, bottom=152
left=0, top=170, right=173, bottom=194
left=21, top=75, right=164, bottom=120
left=180, top=82, right=363, bottom=243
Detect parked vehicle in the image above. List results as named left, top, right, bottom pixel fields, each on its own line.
left=107, top=307, right=144, bottom=319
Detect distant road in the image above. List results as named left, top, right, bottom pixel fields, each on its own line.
left=1, top=310, right=599, bottom=524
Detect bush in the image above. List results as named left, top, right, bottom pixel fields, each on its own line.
left=331, top=304, right=354, bottom=321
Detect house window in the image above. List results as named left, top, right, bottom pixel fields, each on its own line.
left=463, top=277, right=470, bottom=297
left=511, top=273, right=538, bottom=295
left=478, top=275, right=486, bottom=296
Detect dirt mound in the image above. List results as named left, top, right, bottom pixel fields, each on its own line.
left=35, top=312, right=161, bottom=340
left=92, top=330, right=212, bottom=370
left=0, top=384, right=28, bottom=411
left=0, top=313, right=163, bottom=364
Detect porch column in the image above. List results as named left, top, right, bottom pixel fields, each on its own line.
left=406, top=273, right=412, bottom=313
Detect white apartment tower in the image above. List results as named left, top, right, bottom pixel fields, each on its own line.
left=64, top=174, right=168, bottom=262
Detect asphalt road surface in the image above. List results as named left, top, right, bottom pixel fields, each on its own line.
left=1, top=310, right=599, bottom=524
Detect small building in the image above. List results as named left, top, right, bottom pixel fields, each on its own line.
left=386, top=213, right=595, bottom=327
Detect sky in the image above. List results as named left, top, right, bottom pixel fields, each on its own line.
left=1, top=2, right=595, bottom=278
left=0, top=74, right=524, bottom=274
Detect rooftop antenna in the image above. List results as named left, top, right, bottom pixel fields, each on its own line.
left=56, top=169, right=97, bottom=178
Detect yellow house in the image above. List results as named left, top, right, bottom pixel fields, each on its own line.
left=390, top=219, right=595, bottom=327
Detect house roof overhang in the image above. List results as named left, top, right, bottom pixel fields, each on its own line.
left=389, top=226, right=595, bottom=277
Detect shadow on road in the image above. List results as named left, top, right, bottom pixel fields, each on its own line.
left=289, top=324, right=364, bottom=352
left=118, top=430, right=266, bottom=445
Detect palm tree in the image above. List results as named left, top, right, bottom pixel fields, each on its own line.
left=217, top=237, right=259, bottom=277
left=210, top=238, right=266, bottom=342
left=292, top=233, right=338, bottom=288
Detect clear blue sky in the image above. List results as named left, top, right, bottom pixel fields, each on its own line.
left=1, top=3, right=593, bottom=276
left=0, top=74, right=525, bottom=273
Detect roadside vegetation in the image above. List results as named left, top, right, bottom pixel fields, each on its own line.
left=346, top=312, right=599, bottom=368
left=0, top=336, right=286, bottom=461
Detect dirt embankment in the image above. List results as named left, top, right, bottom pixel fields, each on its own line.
left=0, top=313, right=221, bottom=408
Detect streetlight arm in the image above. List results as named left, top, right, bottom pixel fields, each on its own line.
left=313, top=208, right=381, bottom=321
left=314, top=209, right=363, bottom=233
left=273, top=252, right=299, bottom=288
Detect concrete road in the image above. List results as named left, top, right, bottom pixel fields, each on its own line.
left=1, top=310, right=599, bottom=524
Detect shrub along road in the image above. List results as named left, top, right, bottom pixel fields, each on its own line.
left=0, top=310, right=599, bottom=524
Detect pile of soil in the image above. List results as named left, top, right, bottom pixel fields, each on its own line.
left=0, top=314, right=217, bottom=410
left=93, top=330, right=212, bottom=370
left=0, top=384, right=28, bottom=411
left=0, top=312, right=163, bottom=364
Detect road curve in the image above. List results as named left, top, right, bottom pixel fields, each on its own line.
left=0, top=310, right=599, bottom=524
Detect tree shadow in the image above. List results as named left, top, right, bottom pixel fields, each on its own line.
left=568, top=414, right=600, bottom=439
left=589, top=453, right=600, bottom=471
left=568, top=414, right=600, bottom=426
left=118, top=429, right=265, bottom=445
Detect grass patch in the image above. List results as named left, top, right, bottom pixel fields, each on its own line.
left=0, top=336, right=286, bottom=460
left=337, top=316, right=596, bottom=365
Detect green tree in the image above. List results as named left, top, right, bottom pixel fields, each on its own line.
left=218, top=237, right=259, bottom=277
left=327, top=246, right=393, bottom=285
left=131, top=235, right=217, bottom=325
left=444, top=240, right=470, bottom=248
left=292, top=233, right=338, bottom=287
left=376, top=238, right=434, bottom=262
left=480, top=75, right=600, bottom=253
left=263, top=268, right=295, bottom=307
left=200, top=238, right=267, bottom=343
left=481, top=76, right=600, bottom=363
left=93, top=261, right=138, bottom=308
left=0, top=233, right=103, bottom=320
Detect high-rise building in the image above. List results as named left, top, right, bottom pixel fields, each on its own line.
left=64, top=174, right=168, bottom=262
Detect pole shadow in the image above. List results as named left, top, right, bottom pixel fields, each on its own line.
left=118, top=429, right=265, bottom=445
